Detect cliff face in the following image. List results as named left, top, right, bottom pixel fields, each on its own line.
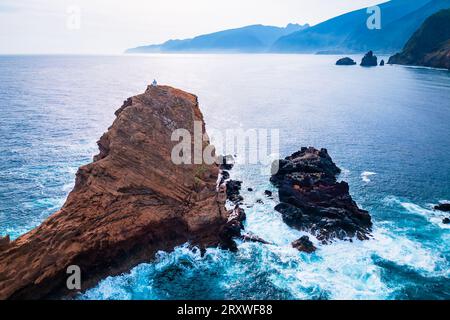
left=388, top=9, right=450, bottom=69
left=0, top=85, right=229, bottom=299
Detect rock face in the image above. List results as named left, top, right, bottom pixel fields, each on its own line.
left=388, top=9, right=450, bottom=70
left=271, top=147, right=372, bottom=243
left=336, top=57, right=356, bottom=65
left=0, top=85, right=231, bottom=300
left=360, top=51, right=378, bottom=67
left=435, top=203, right=450, bottom=212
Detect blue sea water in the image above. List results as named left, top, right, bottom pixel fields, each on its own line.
left=0, top=54, right=449, bottom=300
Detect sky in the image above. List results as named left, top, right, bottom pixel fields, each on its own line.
left=0, top=0, right=385, bottom=54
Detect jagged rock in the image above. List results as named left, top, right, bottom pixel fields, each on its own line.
left=256, top=199, right=264, bottom=204
left=0, top=85, right=230, bottom=300
left=435, top=203, right=450, bottom=212
left=219, top=206, right=246, bottom=252
left=292, top=236, right=316, bottom=253
left=218, top=154, right=235, bottom=171
left=271, top=147, right=372, bottom=244
left=380, top=59, right=385, bottom=66
left=241, top=233, right=271, bottom=245
left=226, top=180, right=243, bottom=204
left=264, top=190, right=273, bottom=198
left=336, top=57, right=356, bottom=65
left=443, top=218, right=450, bottom=224
left=361, top=51, right=378, bottom=67
left=247, top=188, right=253, bottom=192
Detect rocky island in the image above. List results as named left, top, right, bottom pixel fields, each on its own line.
left=388, top=9, right=450, bottom=70
left=271, top=147, right=372, bottom=245
left=0, top=85, right=240, bottom=299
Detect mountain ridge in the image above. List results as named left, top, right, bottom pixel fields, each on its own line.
left=126, top=23, right=309, bottom=53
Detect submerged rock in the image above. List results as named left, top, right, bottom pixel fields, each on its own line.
left=435, top=203, right=450, bottom=212
left=361, top=51, right=378, bottom=67
left=0, top=85, right=231, bottom=300
left=271, top=147, right=372, bottom=243
left=336, top=57, right=356, bottom=65
left=292, top=236, right=316, bottom=253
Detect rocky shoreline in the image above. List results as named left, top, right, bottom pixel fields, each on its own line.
left=0, top=87, right=374, bottom=299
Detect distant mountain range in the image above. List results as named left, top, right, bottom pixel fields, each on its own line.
left=273, top=0, right=450, bottom=53
left=126, top=0, right=450, bottom=54
left=126, top=24, right=309, bottom=53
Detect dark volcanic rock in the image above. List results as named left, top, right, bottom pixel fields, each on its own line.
left=271, top=147, right=372, bottom=243
left=361, top=51, right=378, bottom=67
left=241, top=233, right=271, bottom=245
left=264, top=190, right=273, bottom=198
left=443, top=218, right=450, bottom=224
left=292, top=236, right=316, bottom=253
left=435, top=203, right=450, bottom=212
left=336, top=57, right=356, bottom=65
left=380, top=59, right=385, bottom=66
left=218, top=154, right=235, bottom=171
left=226, top=180, right=243, bottom=204
left=219, top=206, right=246, bottom=252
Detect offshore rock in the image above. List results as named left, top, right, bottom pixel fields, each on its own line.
left=336, top=57, right=357, bottom=65
left=271, top=147, right=372, bottom=243
left=292, top=236, right=316, bottom=253
left=360, top=51, right=378, bottom=67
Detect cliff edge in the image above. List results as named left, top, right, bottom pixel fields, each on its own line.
left=0, top=85, right=229, bottom=299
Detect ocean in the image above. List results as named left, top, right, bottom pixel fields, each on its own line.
left=0, top=54, right=449, bottom=300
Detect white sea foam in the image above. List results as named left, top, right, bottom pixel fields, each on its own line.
left=361, top=171, right=377, bottom=183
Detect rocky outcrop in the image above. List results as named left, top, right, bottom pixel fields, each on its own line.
left=336, top=57, right=356, bottom=65
left=292, top=236, right=316, bottom=253
left=360, top=51, right=378, bottom=67
left=379, top=59, right=385, bottom=66
left=435, top=203, right=450, bottom=212
left=271, top=147, right=372, bottom=243
left=388, top=9, right=450, bottom=70
left=0, top=85, right=233, bottom=300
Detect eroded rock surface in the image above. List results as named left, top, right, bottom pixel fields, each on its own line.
left=271, top=147, right=372, bottom=244
left=0, top=85, right=231, bottom=299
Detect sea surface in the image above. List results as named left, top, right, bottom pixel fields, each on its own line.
left=0, top=54, right=449, bottom=300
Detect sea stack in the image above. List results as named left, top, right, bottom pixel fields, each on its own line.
left=0, top=85, right=233, bottom=299
left=270, top=147, right=372, bottom=243
left=361, top=51, right=378, bottom=67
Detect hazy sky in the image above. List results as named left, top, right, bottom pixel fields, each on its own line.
left=0, top=0, right=385, bottom=54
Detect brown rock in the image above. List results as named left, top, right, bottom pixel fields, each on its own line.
left=0, top=85, right=230, bottom=300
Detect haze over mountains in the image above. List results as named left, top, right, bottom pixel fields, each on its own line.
left=126, top=0, right=450, bottom=54
left=126, top=24, right=309, bottom=53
